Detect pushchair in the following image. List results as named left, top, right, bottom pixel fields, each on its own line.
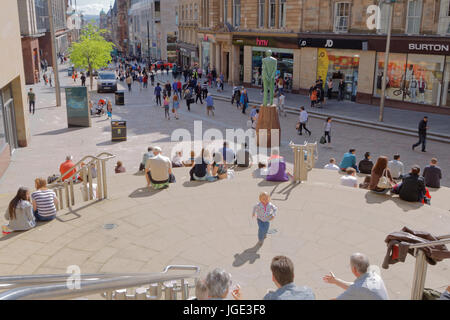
left=92, top=98, right=106, bottom=116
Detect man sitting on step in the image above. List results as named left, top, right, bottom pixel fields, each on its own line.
left=145, top=146, right=174, bottom=189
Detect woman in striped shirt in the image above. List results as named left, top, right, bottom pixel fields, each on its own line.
left=31, top=178, right=58, bottom=221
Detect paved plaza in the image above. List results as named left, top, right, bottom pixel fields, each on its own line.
left=0, top=64, right=449, bottom=299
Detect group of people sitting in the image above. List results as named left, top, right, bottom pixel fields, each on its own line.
left=193, top=253, right=395, bottom=300
left=328, top=148, right=443, bottom=204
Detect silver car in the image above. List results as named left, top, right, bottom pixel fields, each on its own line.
left=97, top=71, right=117, bottom=93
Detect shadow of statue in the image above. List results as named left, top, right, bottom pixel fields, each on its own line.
left=270, top=182, right=301, bottom=201
left=232, top=243, right=262, bottom=267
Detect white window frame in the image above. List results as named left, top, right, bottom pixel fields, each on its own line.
left=258, top=0, right=265, bottom=28
left=269, top=0, right=276, bottom=28
left=233, top=0, right=241, bottom=27
left=194, top=3, right=198, bottom=20
left=406, top=0, right=422, bottom=35
left=334, top=2, right=350, bottom=33
left=279, top=0, right=287, bottom=28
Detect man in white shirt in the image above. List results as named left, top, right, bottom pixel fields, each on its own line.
left=297, top=106, right=311, bottom=136
left=340, top=167, right=358, bottom=188
left=145, top=146, right=172, bottom=187
left=387, top=154, right=404, bottom=180
left=324, top=158, right=340, bottom=171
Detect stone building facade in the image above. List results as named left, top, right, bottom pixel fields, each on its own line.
left=177, top=0, right=201, bottom=67
left=198, top=0, right=450, bottom=113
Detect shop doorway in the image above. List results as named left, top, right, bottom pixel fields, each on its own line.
left=226, top=52, right=230, bottom=81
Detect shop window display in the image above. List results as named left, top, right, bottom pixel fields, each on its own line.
left=251, top=48, right=293, bottom=90
left=374, top=53, right=445, bottom=106
left=318, top=49, right=360, bottom=100
left=442, top=57, right=450, bottom=107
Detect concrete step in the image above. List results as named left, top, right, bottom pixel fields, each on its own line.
left=211, top=94, right=450, bottom=144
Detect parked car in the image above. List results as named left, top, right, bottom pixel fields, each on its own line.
left=97, top=71, right=117, bottom=93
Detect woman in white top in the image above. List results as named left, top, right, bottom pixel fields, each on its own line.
left=323, top=117, right=332, bottom=147
left=3, top=187, right=36, bottom=233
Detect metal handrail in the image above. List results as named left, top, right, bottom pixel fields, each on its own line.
left=54, top=152, right=115, bottom=184
left=409, top=237, right=450, bottom=250
left=0, top=265, right=200, bottom=300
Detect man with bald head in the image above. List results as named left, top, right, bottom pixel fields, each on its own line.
left=322, top=253, right=389, bottom=300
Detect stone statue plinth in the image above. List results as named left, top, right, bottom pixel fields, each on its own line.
left=256, top=105, right=281, bottom=148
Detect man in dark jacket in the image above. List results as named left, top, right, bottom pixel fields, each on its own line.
left=412, top=116, right=428, bottom=152
left=392, top=166, right=426, bottom=202
left=422, top=158, right=442, bottom=188
left=358, top=152, right=373, bottom=174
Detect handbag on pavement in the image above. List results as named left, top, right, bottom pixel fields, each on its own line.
left=319, top=136, right=326, bottom=144
left=377, top=169, right=391, bottom=189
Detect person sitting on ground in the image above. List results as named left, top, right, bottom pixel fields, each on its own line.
left=182, top=150, right=195, bottom=167
left=3, top=187, right=36, bottom=233
left=193, top=278, right=209, bottom=300
left=140, top=147, right=154, bottom=171
left=189, top=148, right=215, bottom=181
left=340, top=167, right=358, bottom=188
left=367, top=156, right=394, bottom=193
left=31, top=178, right=58, bottom=221
left=219, top=141, right=235, bottom=168
left=172, top=151, right=184, bottom=168
left=422, top=158, right=442, bottom=188
left=391, top=166, right=429, bottom=203
left=235, top=143, right=252, bottom=168
left=115, top=161, right=126, bottom=173
left=358, top=152, right=373, bottom=174
left=145, top=146, right=173, bottom=189
left=324, top=158, right=340, bottom=171
left=323, top=252, right=389, bottom=300
left=60, top=155, right=77, bottom=181
left=339, top=149, right=358, bottom=172
left=266, top=149, right=289, bottom=182
left=388, top=154, right=404, bottom=180
left=205, top=268, right=232, bottom=300
left=211, top=152, right=228, bottom=180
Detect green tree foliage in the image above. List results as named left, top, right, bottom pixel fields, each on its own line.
left=68, top=23, right=114, bottom=90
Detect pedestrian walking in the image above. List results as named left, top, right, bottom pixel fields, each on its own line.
left=81, top=73, right=86, bottom=86
left=278, top=92, right=287, bottom=117
left=412, top=116, right=428, bottom=152
left=172, top=80, right=178, bottom=97
left=252, top=192, right=277, bottom=245
left=172, top=94, right=180, bottom=120
left=143, top=74, right=148, bottom=88
left=154, top=83, right=162, bottom=106
left=163, top=95, right=170, bottom=120
left=205, top=93, right=214, bottom=116
left=327, top=78, right=333, bottom=99
left=240, top=89, right=249, bottom=114
left=126, top=74, right=132, bottom=92
left=27, top=88, right=35, bottom=114
left=309, top=85, right=317, bottom=108
left=150, top=72, right=155, bottom=86
left=338, top=79, right=345, bottom=101
left=165, top=82, right=172, bottom=98
left=323, top=117, right=332, bottom=147
left=297, top=106, right=311, bottom=136
left=195, top=84, right=203, bottom=104
left=48, top=73, right=52, bottom=87
left=202, top=81, right=208, bottom=100
left=106, top=100, right=112, bottom=119
left=185, top=89, right=193, bottom=111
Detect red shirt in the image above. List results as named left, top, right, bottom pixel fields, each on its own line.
left=60, top=160, right=76, bottom=181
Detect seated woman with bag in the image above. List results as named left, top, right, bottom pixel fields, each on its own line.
left=211, top=152, right=228, bottom=180
left=367, top=156, right=394, bottom=193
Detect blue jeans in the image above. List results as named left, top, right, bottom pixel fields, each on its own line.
left=257, top=219, right=270, bottom=241
left=412, top=133, right=426, bottom=151
left=33, top=210, right=55, bottom=221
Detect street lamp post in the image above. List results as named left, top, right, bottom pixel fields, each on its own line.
left=378, top=0, right=395, bottom=122
left=47, top=0, right=61, bottom=107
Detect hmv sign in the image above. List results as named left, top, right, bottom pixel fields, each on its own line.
left=298, top=38, right=367, bottom=50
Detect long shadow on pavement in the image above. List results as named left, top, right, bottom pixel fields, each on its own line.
left=35, top=127, right=84, bottom=136
left=129, top=187, right=164, bottom=198
left=364, top=191, right=423, bottom=212
left=233, top=243, right=262, bottom=267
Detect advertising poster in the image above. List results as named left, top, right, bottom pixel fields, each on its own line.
left=65, top=86, right=91, bottom=127
left=317, top=48, right=329, bottom=83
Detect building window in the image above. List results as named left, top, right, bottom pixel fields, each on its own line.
left=190, top=4, right=193, bottom=20
left=258, top=0, right=265, bottom=28
left=194, top=4, right=198, bottom=20
left=279, top=0, right=287, bottom=28
left=406, top=0, right=422, bottom=34
left=233, top=0, right=241, bottom=27
left=334, top=2, right=350, bottom=32
left=224, top=0, right=228, bottom=23
left=269, top=0, right=276, bottom=28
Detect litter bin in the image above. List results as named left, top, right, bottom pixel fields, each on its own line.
left=111, top=120, right=127, bottom=142
left=115, top=90, right=125, bottom=105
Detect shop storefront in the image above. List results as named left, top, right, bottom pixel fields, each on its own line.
left=370, top=39, right=450, bottom=108
left=251, top=47, right=293, bottom=88
left=178, top=44, right=199, bottom=69
left=201, top=41, right=210, bottom=72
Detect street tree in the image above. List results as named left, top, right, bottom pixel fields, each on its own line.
left=68, top=23, right=114, bottom=90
